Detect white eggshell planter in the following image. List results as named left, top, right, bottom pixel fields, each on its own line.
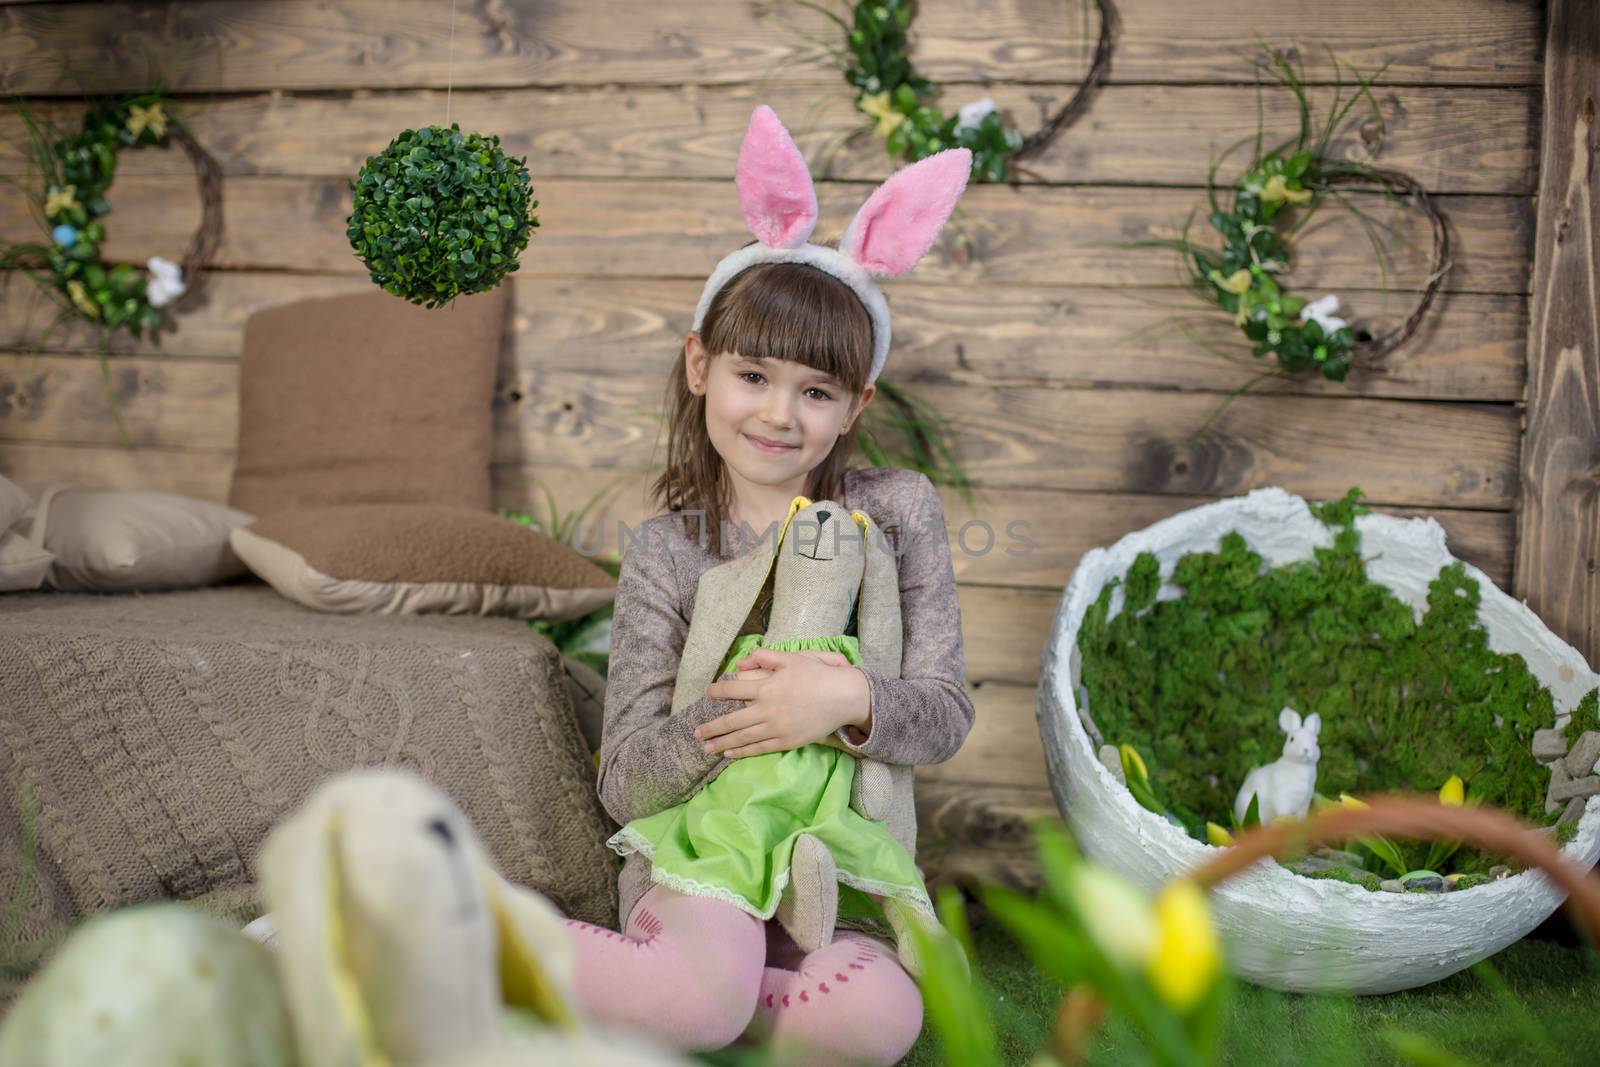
left=1037, top=487, right=1600, bottom=994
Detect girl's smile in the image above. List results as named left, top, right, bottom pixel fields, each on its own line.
left=744, top=432, right=799, bottom=454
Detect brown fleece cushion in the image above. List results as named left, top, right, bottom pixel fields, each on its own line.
left=229, top=504, right=616, bottom=620
left=227, top=286, right=506, bottom=517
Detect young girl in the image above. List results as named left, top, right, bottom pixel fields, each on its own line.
left=560, top=106, right=976, bottom=1066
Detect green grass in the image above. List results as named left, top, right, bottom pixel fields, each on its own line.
left=901, top=921, right=1600, bottom=1067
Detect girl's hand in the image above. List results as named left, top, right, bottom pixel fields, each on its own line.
left=696, top=648, right=872, bottom=758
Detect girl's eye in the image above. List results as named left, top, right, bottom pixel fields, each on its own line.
left=737, top=371, right=832, bottom=401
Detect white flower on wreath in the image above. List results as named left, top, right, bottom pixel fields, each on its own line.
left=145, top=256, right=186, bottom=308
left=1300, top=294, right=1347, bottom=334
left=955, top=97, right=996, bottom=133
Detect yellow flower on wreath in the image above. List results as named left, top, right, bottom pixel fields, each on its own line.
left=127, top=101, right=168, bottom=139
left=44, top=184, right=80, bottom=219
left=66, top=279, right=100, bottom=319
left=858, top=91, right=905, bottom=140
left=1259, top=173, right=1311, bottom=207
left=1207, top=267, right=1254, bottom=324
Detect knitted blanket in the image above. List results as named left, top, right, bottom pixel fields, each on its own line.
left=0, top=585, right=618, bottom=999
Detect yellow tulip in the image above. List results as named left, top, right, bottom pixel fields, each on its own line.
left=1069, top=864, right=1158, bottom=968
left=44, top=184, right=80, bottom=219
left=1146, top=880, right=1221, bottom=1011
left=1259, top=173, right=1312, bottom=206
left=1117, top=744, right=1149, bottom=783
left=1439, top=775, right=1465, bottom=807
left=66, top=279, right=100, bottom=319
left=858, top=91, right=906, bottom=140
left=127, top=101, right=168, bottom=139
left=1205, top=822, right=1235, bottom=847
left=1338, top=792, right=1368, bottom=810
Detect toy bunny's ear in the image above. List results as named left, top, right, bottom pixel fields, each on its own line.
left=1304, top=712, right=1322, bottom=736
left=736, top=105, right=819, bottom=249
left=479, top=870, right=578, bottom=1028
left=840, top=147, right=972, bottom=276
left=1279, top=707, right=1302, bottom=733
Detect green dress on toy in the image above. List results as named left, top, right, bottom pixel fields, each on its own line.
left=607, top=630, right=934, bottom=923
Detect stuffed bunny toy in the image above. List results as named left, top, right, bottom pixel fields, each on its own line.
left=2, top=769, right=642, bottom=1067
left=738, top=498, right=912, bottom=954
left=1234, top=707, right=1323, bottom=825
left=256, top=768, right=580, bottom=1067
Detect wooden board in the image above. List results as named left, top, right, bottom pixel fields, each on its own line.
left=0, top=83, right=1539, bottom=196
left=494, top=467, right=1515, bottom=592
left=1515, top=0, right=1600, bottom=668
left=0, top=177, right=1532, bottom=294
left=0, top=433, right=1514, bottom=593
left=0, top=274, right=1526, bottom=401
left=0, top=0, right=1542, bottom=93
left=0, top=354, right=1518, bottom=509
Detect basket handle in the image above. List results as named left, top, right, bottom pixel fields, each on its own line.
left=1185, top=795, right=1600, bottom=940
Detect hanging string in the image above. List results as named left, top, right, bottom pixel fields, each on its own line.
left=445, top=0, right=458, bottom=126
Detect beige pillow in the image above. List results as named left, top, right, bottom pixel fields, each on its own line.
left=230, top=504, right=617, bottom=619
left=0, top=474, right=30, bottom=533
left=227, top=287, right=505, bottom=517
left=29, top=485, right=254, bottom=593
left=0, top=531, right=53, bottom=592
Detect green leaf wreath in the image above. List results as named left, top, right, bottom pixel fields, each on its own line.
left=774, top=0, right=1112, bottom=183
left=1127, top=44, right=1451, bottom=411
left=2, top=88, right=221, bottom=439
left=1, top=90, right=210, bottom=341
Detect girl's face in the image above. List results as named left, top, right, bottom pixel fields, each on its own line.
left=685, top=332, right=873, bottom=510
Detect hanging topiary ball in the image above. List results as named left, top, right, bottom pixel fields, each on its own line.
left=346, top=123, right=538, bottom=308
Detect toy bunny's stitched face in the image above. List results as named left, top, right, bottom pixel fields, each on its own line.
left=764, top=498, right=868, bottom=642
left=335, top=780, right=489, bottom=931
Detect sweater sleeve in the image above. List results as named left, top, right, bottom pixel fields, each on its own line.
left=595, top=521, right=745, bottom=826
left=835, top=473, right=977, bottom=764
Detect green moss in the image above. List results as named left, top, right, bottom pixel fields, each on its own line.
left=1303, top=865, right=1384, bottom=891
left=1077, top=487, right=1597, bottom=877
left=1556, top=820, right=1580, bottom=846
left=1450, top=873, right=1491, bottom=891
left=1565, top=688, right=1598, bottom=745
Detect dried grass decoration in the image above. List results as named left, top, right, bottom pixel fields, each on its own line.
left=346, top=124, right=539, bottom=307
left=1, top=90, right=220, bottom=341
left=1129, top=45, right=1451, bottom=419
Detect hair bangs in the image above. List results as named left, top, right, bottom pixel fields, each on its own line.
left=701, top=260, right=874, bottom=392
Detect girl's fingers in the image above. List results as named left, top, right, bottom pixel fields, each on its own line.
left=704, top=723, right=777, bottom=754
left=724, top=738, right=787, bottom=759
left=695, top=705, right=764, bottom=740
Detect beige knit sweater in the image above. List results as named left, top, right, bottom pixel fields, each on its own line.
left=596, top=466, right=977, bottom=927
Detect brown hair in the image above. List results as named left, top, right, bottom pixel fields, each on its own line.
left=651, top=252, right=875, bottom=554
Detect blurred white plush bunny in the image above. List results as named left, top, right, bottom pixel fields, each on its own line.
left=1233, top=707, right=1322, bottom=825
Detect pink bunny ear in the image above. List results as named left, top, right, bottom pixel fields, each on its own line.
left=840, top=148, right=972, bottom=276
left=735, top=105, right=818, bottom=249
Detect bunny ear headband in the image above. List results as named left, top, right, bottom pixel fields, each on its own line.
left=692, top=105, right=973, bottom=386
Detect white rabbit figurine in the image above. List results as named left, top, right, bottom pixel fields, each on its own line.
left=1233, top=707, right=1322, bottom=825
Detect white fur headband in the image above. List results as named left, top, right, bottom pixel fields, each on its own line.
left=691, top=105, right=973, bottom=386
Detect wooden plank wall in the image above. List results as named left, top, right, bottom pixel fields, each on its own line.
left=0, top=1, right=1546, bottom=873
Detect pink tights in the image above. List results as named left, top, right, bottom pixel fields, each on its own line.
left=562, top=885, right=924, bottom=1065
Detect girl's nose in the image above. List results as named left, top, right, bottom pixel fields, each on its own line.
left=763, top=392, right=797, bottom=426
